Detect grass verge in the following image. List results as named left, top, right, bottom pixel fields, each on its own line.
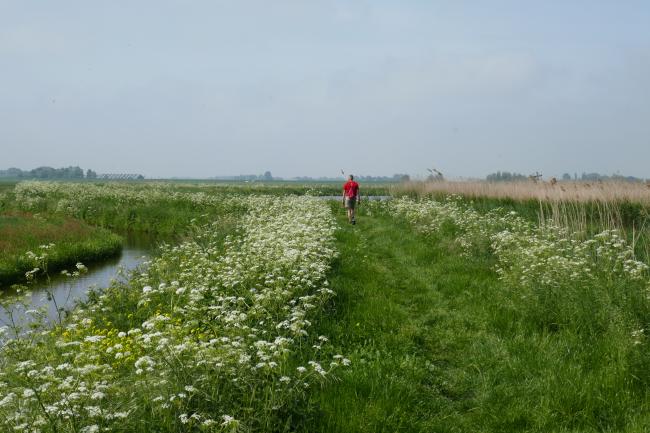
left=393, top=185, right=650, bottom=262
left=0, top=212, right=122, bottom=286
left=0, top=196, right=341, bottom=432
left=300, top=202, right=650, bottom=432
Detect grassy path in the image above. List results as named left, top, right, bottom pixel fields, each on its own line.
left=298, top=207, right=499, bottom=432
left=299, top=205, right=650, bottom=433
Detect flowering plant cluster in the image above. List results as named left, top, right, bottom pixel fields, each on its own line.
left=0, top=195, right=346, bottom=432
left=388, top=196, right=529, bottom=256
left=13, top=181, right=248, bottom=218
left=387, top=196, right=650, bottom=335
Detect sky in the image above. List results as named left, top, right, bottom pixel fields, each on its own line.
left=1, top=1, right=649, bottom=179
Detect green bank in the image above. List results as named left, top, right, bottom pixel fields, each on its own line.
left=0, top=212, right=122, bottom=286
left=299, top=202, right=650, bottom=433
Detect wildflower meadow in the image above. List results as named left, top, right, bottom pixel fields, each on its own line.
left=2, top=181, right=650, bottom=432
left=0, top=188, right=347, bottom=432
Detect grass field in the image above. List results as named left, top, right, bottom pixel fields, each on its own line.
left=7, top=181, right=254, bottom=238
left=0, top=211, right=122, bottom=286
left=164, top=179, right=392, bottom=196
left=0, top=181, right=17, bottom=194
left=301, top=202, right=650, bottom=432
left=0, top=178, right=391, bottom=197
left=0, top=181, right=254, bottom=285
left=2, top=180, right=650, bottom=432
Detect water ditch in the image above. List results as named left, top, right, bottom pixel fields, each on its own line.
left=0, top=234, right=157, bottom=333
left=0, top=195, right=390, bottom=335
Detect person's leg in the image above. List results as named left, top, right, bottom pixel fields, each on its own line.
left=345, top=198, right=352, bottom=222
left=349, top=200, right=356, bottom=224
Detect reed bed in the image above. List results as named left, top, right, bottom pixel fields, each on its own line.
left=393, top=180, right=650, bottom=263
left=394, top=180, right=650, bottom=204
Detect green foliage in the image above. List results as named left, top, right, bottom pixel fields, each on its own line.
left=297, top=199, right=650, bottom=432
left=0, top=166, right=86, bottom=179
left=0, top=213, right=122, bottom=286
left=10, top=181, right=250, bottom=239
left=165, top=180, right=393, bottom=197
left=7, top=181, right=391, bottom=240
left=5, top=180, right=650, bottom=431
left=351, top=197, right=650, bottom=432
left=0, top=196, right=345, bottom=432
left=486, top=171, right=528, bottom=182
left=394, top=190, right=650, bottom=262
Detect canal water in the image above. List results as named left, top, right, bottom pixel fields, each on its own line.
left=0, top=197, right=389, bottom=335
left=0, top=234, right=156, bottom=332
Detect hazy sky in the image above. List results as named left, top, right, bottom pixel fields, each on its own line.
left=2, top=1, right=649, bottom=179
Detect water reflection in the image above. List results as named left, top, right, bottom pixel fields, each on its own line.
left=0, top=235, right=155, bottom=331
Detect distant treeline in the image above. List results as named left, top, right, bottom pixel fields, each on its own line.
left=567, top=172, right=647, bottom=182
left=0, top=166, right=98, bottom=179
left=486, top=172, right=529, bottom=182
left=357, top=174, right=411, bottom=182
left=487, top=171, right=647, bottom=182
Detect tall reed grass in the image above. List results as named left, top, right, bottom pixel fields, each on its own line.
left=393, top=180, right=650, bottom=204
left=394, top=180, right=650, bottom=261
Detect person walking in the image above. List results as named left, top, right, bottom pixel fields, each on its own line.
left=342, top=174, right=360, bottom=225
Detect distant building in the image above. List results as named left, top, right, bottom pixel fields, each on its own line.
left=98, top=173, right=145, bottom=180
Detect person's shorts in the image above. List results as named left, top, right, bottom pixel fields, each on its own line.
left=345, top=197, right=357, bottom=209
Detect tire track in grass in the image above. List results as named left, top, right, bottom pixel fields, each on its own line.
left=298, top=205, right=500, bottom=433
left=299, top=202, right=650, bottom=433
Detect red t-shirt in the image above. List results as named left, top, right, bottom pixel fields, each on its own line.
left=343, top=181, right=359, bottom=198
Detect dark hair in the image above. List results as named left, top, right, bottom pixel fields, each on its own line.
left=349, top=174, right=354, bottom=180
